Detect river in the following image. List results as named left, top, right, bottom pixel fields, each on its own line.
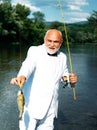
left=0, top=44, right=97, bottom=130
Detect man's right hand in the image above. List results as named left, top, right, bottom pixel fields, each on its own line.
left=10, top=76, right=26, bottom=89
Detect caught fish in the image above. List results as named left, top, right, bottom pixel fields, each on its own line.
left=17, top=90, right=25, bottom=120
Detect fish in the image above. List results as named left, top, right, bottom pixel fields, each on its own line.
left=17, top=90, right=25, bottom=120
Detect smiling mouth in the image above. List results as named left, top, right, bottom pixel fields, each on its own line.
left=49, top=46, right=55, bottom=50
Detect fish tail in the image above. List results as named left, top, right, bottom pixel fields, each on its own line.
left=19, top=111, right=23, bottom=120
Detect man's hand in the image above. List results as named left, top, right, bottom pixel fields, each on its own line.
left=69, top=73, right=77, bottom=87
left=10, top=76, right=26, bottom=89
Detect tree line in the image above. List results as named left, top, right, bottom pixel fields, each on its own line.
left=0, top=2, right=97, bottom=47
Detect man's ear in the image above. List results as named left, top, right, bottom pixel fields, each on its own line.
left=61, top=38, right=63, bottom=44
left=60, top=38, right=63, bottom=46
left=44, top=37, right=46, bottom=43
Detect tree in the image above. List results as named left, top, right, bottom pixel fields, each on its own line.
left=0, top=2, right=13, bottom=45
left=15, top=4, right=31, bottom=19
left=50, top=21, right=63, bottom=29
left=0, top=2, right=47, bottom=46
left=0, top=2, right=32, bottom=45
left=87, top=10, right=97, bottom=42
left=32, top=11, right=45, bottom=23
left=87, top=11, right=97, bottom=26
left=1, top=0, right=11, bottom=3
left=31, top=11, right=46, bottom=45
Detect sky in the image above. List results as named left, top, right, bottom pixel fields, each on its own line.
left=11, top=0, right=97, bottom=23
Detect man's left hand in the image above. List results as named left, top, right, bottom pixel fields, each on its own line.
left=69, top=73, right=77, bottom=87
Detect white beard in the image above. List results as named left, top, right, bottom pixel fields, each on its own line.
left=45, top=46, right=60, bottom=55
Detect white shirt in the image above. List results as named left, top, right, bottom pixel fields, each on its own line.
left=18, top=44, right=69, bottom=119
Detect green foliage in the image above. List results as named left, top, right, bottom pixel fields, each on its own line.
left=1, top=0, right=11, bottom=2
left=15, top=4, right=31, bottom=19
left=87, top=11, right=97, bottom=42
left=88, top=11, right=97, bottom=26
left=0, top=2, right=97, bottom=47
left=0, top=2, right=46, bottom=46
left=49, top=21, right=63, bottom=29
left=32, top=11, right=45, bottom=23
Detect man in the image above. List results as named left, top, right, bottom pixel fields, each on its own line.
left=10, top=29, right=77, bottom=130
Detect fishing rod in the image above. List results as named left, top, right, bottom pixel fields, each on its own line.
left=57, top=0, right=77, bottom=101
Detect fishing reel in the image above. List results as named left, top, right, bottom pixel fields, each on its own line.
left=62, top=76, right=68, bottom=88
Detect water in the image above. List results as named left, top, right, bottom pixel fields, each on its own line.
left=0, top=45, right=97, bottom=130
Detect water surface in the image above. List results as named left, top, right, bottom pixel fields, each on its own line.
left=0, top=45, right=97, bottom=130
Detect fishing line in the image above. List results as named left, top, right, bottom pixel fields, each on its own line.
left=57, top=0, right=76, bottom=100
left=17, top=34, right=24, bottom=97
left=19, top=42, right=22, bottom=67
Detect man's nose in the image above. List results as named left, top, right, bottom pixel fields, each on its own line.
left=50, top=41, right=54, bottom=46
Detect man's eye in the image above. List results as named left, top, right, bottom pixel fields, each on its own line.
left=54, top=41, right=59, bottom=43
left=48, top=40, right=52, bottom=42
left=47, top=40, right=59, bottom=43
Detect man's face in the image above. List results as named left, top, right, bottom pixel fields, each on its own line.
left=44, top=31, right=63, bottom=54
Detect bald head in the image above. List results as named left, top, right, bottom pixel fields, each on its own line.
left=44, top=29, right=63, bottom=41
left=44, top=29, right=63, bottom=54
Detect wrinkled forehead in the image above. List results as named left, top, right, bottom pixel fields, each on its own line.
left=45, top=30, right=62, bottom=41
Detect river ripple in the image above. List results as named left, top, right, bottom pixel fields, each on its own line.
left=0, top=45, right=97, bottom=130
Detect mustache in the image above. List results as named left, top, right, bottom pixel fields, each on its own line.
left=48, top=46, right=55, bottom=49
